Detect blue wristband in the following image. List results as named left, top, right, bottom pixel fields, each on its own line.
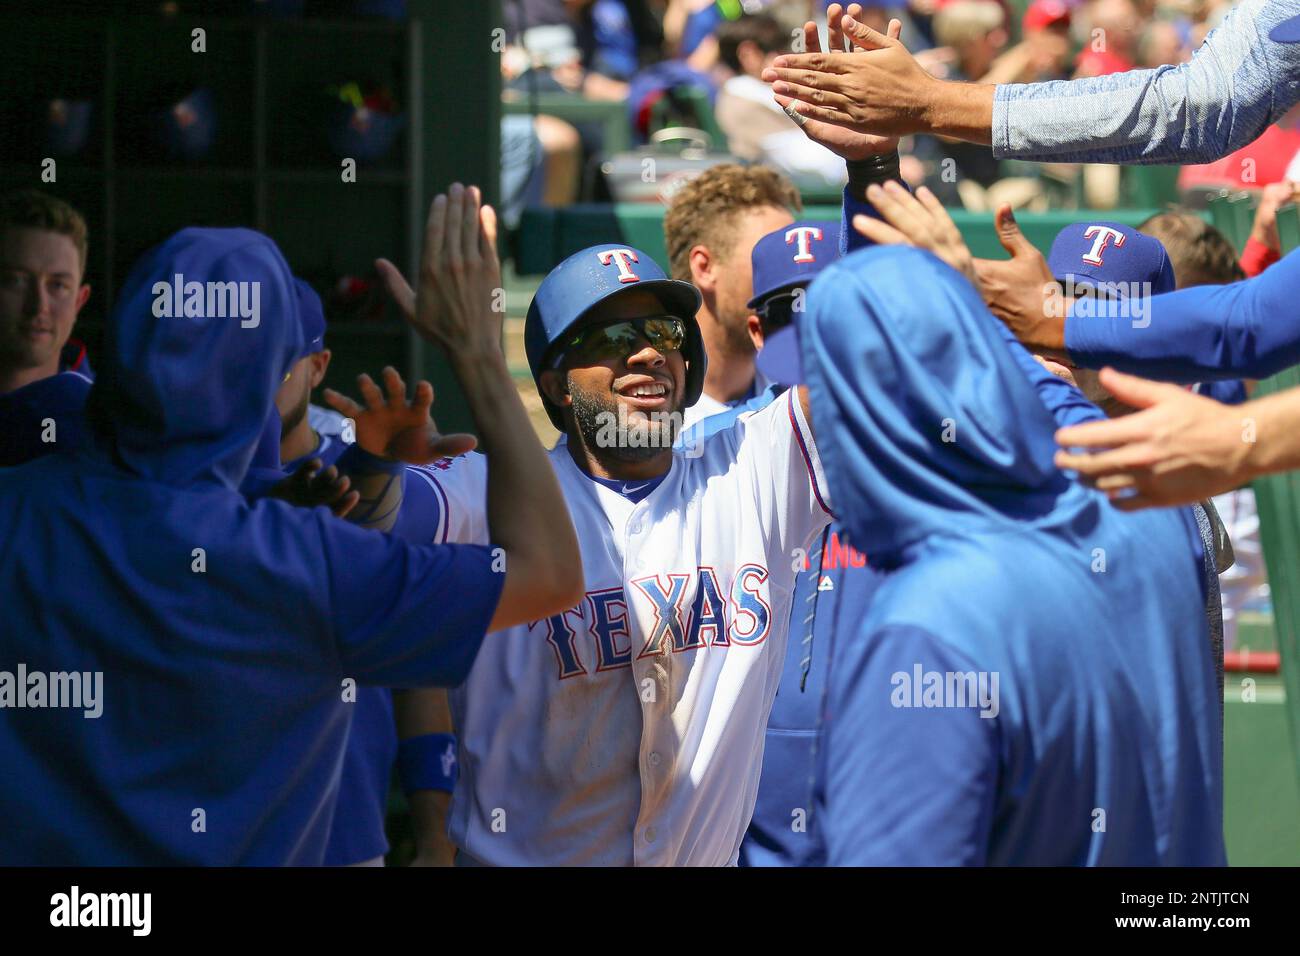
left=336, top=442, right=406, bottom=477
left=398, top=733, right=458, bottom=794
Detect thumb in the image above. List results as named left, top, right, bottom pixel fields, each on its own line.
left=1096, top=367, right=1179, bottom=410
left=374, top=257, right=416, bottom=319
left=842, top=13, right=896, bottom=51
left=480, top=203, right=499, bottom=254
left=993, top=204, right=1035, bottom=259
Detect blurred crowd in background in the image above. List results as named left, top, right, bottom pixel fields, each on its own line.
left=500, top=0, right=1298, bottom=218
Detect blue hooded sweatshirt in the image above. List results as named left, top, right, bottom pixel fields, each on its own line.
left=802, top=245, right=1225, bottom=866
left=0, top=227, right=503, bottom=865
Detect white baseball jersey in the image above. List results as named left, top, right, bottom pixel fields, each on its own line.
left=425, top=388, right=831, bottom=865
left=680, top=368, right=774, bottom=431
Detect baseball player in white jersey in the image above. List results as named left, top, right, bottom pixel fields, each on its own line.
left=386, top=192, right=833, bottom=866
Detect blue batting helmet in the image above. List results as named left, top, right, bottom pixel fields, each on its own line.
left=524, top=244, right=706, bottom=430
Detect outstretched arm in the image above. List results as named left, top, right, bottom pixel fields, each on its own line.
left=765, top=0, right=1300, bottom=166
left=384, top=184, right=583, bottom=631
left=1055, top=372, right=1300, bottom=510
left=850, top=185, right=1105, bottom=429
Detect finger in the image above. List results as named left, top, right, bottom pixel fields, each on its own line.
left=841, top=13, right=895, bottom=50
left=1096, top=367, right=1183, bottom=411
left=886, top=16, right=902, bottom=41
left=1094, top=473, right=1139, bottom=493
left=412, top=379, right=434, bottom=417
left=992, top=203, right=1037, bottom=259
left=1055, top=411, right=1158, bottom=450
left=356, top=372, right=385, bottom=411
left=767, top=53, right=851, bottom=75
left=1054, top=443, right=1161, bottom=477
left=425, top=193, right=447, bottom=273
left=852, top=213, right=912, bottom=247
left=770, top=78, right=851, bottom=111
left=866, top=182, right=937, bottom=247
left=429, top=433, right=478, bottom=458
left=310, top=464, right=341, bottom=494
left=381, top=365, right=407, bottom=409
left=331, top=490, right=361, bottom=519
left=771, top=94, right=856, bottom=128
left=915, top=185, right=966, bottom=249
left=321, top=388, right=363, bottom=419
left=480, top=204, right=499, bottom=258
left=462, top=185, right=481, bottom=266
left=827, top=4, right=845, bottom=52
left=445, top=183, right=465, bottom=271
left=802, top=19, right=821, bottom=56
left=293, top=458, right=324, bottom=487
left=375, top=258, right=416, bottom=319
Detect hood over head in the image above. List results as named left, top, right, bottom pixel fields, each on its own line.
left=86, top=227, right=302, bottom=490
left=802, top=245, right=1076, bottom=566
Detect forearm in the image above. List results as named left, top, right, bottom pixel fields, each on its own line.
left=842, top=151, right=904, bottom=256
left=334, top=444, right=405, bottom=532
left=1244, top=387, right=1300, bottom=480
left=448, top=351, right=580, bottom=589
left=1065, top=249, right=1300, bottom=381
left=995, top=321, right=1106, bottom=428
left=922, top=82, right=994, bottom=147
left=394, top=687, right=457, bottom=863
left=992, top=0, right=1300, bottom=165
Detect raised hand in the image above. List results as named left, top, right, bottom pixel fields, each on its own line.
left=773, top=4, right=903, bottom=161
left=971, top=205, right=1067, bottom=355
left=323, top=366, right=476, bottom=465
left=1249, top=180, right=1300, bottom=254
left=850, top=180, right=977, bottom=284
left=374, top=255, right=416, bottom=324
left=409, top=183, right=504, bottom=360
left=1053, top=368, right=1256, bottom=510
left=763, top=8, right=940, bottom=139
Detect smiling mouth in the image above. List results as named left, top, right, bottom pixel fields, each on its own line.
left=620, top=382, right=668, bottom=398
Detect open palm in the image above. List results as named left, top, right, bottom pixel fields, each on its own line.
left=323, top=366, right=476, bottom=465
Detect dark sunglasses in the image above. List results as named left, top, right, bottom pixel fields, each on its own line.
left=556, top=316, right=687, bottom=367
left=754, top=290, right=801, bottom=334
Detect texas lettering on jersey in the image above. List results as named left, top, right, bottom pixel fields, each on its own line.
left=419, top=390, right=831, bottom=866
left=538, top=565, right=773, bottom=680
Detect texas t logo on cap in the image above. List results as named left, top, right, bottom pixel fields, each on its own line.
left=1081, top=225, right=1126, bottom=266
left=786, top=226, right=824, bottom=264
left=597, top=248, right=641, bottom=283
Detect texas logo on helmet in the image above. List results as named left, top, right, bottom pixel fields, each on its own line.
left=597, top=248, right=641, bottom=283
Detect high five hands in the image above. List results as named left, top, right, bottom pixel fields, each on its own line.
left=854, top=188, right=1258, bottom=510
left=774, top=4, right=904, bottom=161
left=763, top=5, right=948, bottom=140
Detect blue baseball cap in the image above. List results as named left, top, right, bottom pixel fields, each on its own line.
left=751, top=221, right=841, bottom=387
left=294, top=278, right=326, bottom=359
left=747, top=220, right=841, bottom=310
left=1271, top=15, right=1300, bottom=43
left=1047, top=221, right=1175, bottom=299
